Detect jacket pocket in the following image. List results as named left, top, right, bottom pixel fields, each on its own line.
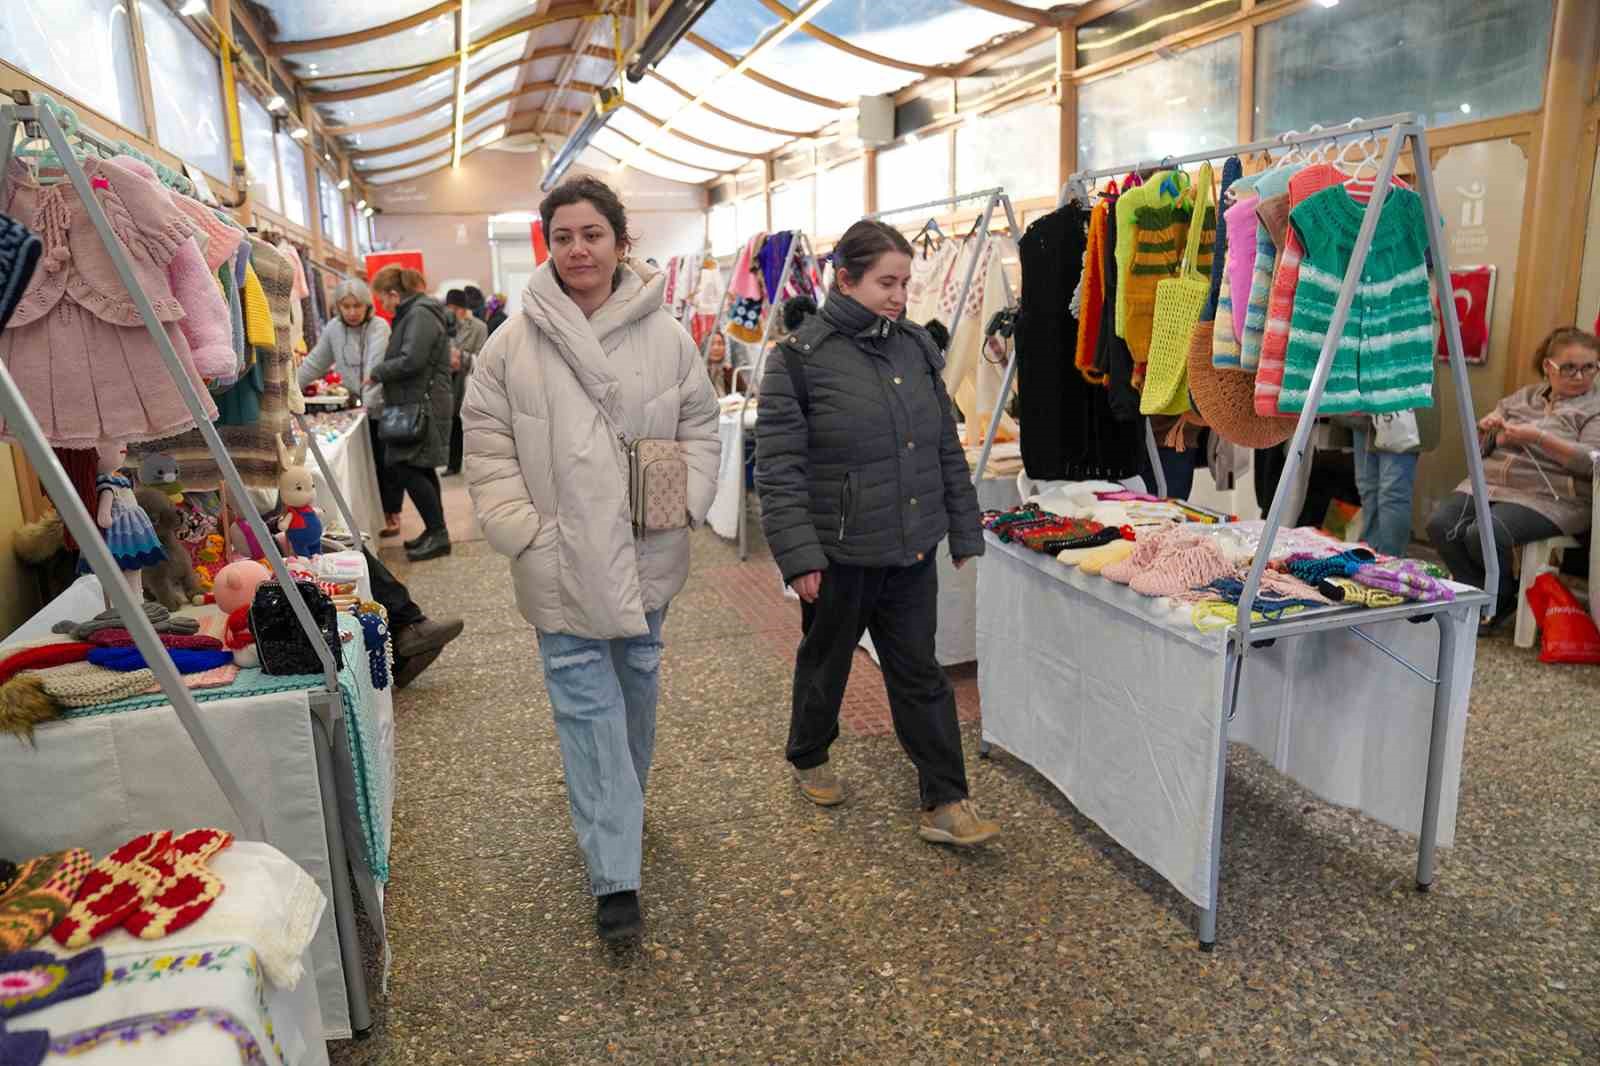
left=838, top=471, right=855, bottom=543
left=512, top=412, right=558, bottom=516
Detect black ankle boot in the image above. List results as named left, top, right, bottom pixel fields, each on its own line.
left=406, top=529, right=452, bottom=561
left=596, top=891, right=642, bottom=942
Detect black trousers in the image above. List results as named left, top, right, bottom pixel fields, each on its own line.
left=367, top=418, right=405, bottom=516
left=363, top=547, right=424, bottom=629
left=1425, top=492, right=1561, bottom=602
left=392, top=462, right=447, bottom=534
left=447, top=417, right=464, bottom=474
left=787, top=555, right=969, bottom=809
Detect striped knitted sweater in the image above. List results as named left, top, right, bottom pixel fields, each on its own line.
left=1238, top=165, right=1299, bottom=370
left=1112, top=170, right=1181, bottom=338
left=1126, top=189, right=1213, bottom=376
left=1280, top=184, right=1433, bottom=414
left=1212, top=191, right=1260, bottom=368
left=1253, top=166, right=1411, bottom=415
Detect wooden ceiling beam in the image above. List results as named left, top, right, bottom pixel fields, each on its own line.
left=621, top=102, right=751, bottom=162
left=537, top=17, right=602, bottom=133
left=956, top=0, right=1058, bottom=26
left=684, top=32, right=846, bottom=111
left=348, top=82, right=599, bottom=157
left=754, top=0, right=946, bottom=77
left=275, top=0, right=461, bottom=55
left=311, top=59, right=456, bottom=103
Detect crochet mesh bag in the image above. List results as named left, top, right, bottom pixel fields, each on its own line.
left=1142, top=162, right=1214, bottom=417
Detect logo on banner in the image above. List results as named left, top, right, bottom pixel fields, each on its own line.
left=1453, top=181, right=1489, bottom=255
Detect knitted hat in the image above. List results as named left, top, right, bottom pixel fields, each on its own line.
left=1076, top=539, right=1135, bottom=575
left=1130, top=540, right=1237, bottom=598
left=0, top=849, right=92, bottom=955
left=30, top=661, right=154, bottom=709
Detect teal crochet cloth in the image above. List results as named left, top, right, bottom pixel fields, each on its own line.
left=1281, top=184, right=1433, bottom=414
left=60, top=613, right=390, bottom=883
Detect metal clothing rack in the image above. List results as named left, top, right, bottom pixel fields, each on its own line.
left=869, top=187, right=1023, bottom=489
left=974, top=113, right=1499, bottom=949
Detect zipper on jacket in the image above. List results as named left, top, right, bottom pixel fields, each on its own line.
left=839, top=472, right=854, bottom=542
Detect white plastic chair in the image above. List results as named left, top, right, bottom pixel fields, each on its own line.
left=1513, top=457, right=1599, bottom=648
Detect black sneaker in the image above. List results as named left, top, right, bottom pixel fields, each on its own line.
left=393, top=647, right=444, bottom=690
left=406, top=530, right=452, bottom=562
left=596, top=891, right=642, bottom=942
left=403, top=532, right=427, bottom=550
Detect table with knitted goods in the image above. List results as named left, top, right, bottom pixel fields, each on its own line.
left=299, top=409, right=384, bottom=543
left=975, top=528, right=1489, bottom=947
left=0, top=553, right=396, bottom=1039
left=8, top=842, right=330, bottom=1065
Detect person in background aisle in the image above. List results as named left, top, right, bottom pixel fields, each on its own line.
left=1348, top=377, right=1440, bottom=558
left=462, top=176, right=719, bottom=943
left=464, top=284, right=488, bottom=323
left=361, top=546, right=464, bottom=688
left=485, top=293, right=509, bottom=336
left=367, top=265, right=454, bottom=562
left=755, top=220, right=1000, bottom=849
left=297, top=278, right=404, bottom=538
left=443, top=290, right=489, bottom=477
left=705, top=331, right=731, bottom=396
left=1426, top=327, right=1600, bottom=628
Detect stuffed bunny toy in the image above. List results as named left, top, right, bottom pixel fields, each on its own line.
left=274, top=436, right=324, bottom=558
left=134, top=486, right=205, bottom=610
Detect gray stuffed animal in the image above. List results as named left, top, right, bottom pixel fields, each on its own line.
left=135, top=486, right=204, bottom=611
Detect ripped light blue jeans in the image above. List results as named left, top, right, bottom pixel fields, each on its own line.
left=536, top=608, right=666, bottom=897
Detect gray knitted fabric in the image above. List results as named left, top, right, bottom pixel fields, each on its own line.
left=53, top=604, right=201, bottom=641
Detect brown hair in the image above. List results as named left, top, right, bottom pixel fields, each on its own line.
left=371, top=265, right=427, bottom=296
left=830, top=220, right=913, bottom=292
left=539, top=176, right=633, bottom=251
left=1531, top=326, right=1600, bottom=377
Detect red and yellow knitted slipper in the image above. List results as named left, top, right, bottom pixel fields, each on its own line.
left=0, top=848, right=92, bottom=954
left=123, top=828, right=234, bottom=940
left=51, top=830, right=172, bottom=949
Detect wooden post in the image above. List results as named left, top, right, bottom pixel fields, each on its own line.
left=864, top=148, right=878, bottom=215
left=1056, top=24, right=1076, bottom=187
left=1506, top=0, right=1600, bottom=391
left=1237, top=20, right=1256, bottom=143
left=763, top=157, right=774, bottom=231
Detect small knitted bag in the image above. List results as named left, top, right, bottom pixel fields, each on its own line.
left=1142, top=163, right=1215, bottom=417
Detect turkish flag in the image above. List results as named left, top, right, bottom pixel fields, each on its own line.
left=1435, top=265, right=1493, bottom=364
left=364, top=250, right=426, bottom=322
left=530, top=221, right=548, bottom=265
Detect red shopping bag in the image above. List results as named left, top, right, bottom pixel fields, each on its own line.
left=1525, top=573, right=1600, bottom=665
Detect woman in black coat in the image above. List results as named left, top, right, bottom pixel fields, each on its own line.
left=754, top=220, right=998, bottom=848
left=368, top=265, right=454, bottom=561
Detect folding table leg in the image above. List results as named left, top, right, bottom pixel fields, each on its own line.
left=310, top=696, right=373, bottom=1038
left=1415, top=609, right=1462, bottom=892
left=1198, top=643, right=1241, bottom=950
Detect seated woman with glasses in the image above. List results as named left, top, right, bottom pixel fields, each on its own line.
left=1426, top=327, right=1600, bottom=627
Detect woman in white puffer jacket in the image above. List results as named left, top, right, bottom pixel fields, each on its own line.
left=462, top=177, right=718, bottom=943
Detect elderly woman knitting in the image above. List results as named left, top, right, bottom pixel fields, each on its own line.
left=1426, top=327, right=1600, bottom=626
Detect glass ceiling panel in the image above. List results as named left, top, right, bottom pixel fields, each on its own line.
left=588, top=127, right=717, bottom=185
left=356, top=108, right=507, bottom=171
left=812, top=0, right=1029, bottom=67
left=609, top=109, right=748, bottom=171
left=315, top=68, right=457, bottom=128
left=466, top=68, right=521, bottom=111
left=267, top=1, right=436, bottom=44
left=469, top=0, right=533, bottom=39
left=368, top=159, right=446, bottom=185
left=525, top=56, right=564, bottom=85
left=656, top=52, right=837, bottom=132
left=286, top=12, right=454, bottom=79
left=670, top=102, right=789, bottom=156
left=308, top=70, right=410, bottom=95
left=571, top=55, right=617, bottom=89
left=688, top=0, right=782, bottom=58
left=339, top=104, right=453, bottom=152
left=746, top=37, right=915, bottom=99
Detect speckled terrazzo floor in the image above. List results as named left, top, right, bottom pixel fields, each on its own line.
left=330, top=474, right=1598, bottom=1064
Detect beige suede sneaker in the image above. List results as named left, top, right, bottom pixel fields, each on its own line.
left=793, top=762, right=845, bottom=806
left=918, top=799, right=1001, bottom=846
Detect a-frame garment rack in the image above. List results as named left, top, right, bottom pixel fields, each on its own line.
left=974, top=113, right=1499, bottom=948
left=0, top=93, right=370, bottom=829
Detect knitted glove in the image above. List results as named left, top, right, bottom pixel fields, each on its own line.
left=122, top=828, right=233, bottom=940
left=0, top=849, right=92, bottom=954
left=1318, top=577, right=1406, bottom=609
left=51, top=831, right=172, bottom=948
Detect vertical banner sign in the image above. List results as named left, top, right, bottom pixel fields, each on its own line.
left=364, top=250, right=426, bottom=322
left=530, top=221, right=549, bottom=265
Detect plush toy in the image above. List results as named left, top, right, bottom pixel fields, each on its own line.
left=134, top=487, right=205, bottom=611
left=94, top=440, right=165, bottom=612
left=274, top=437, right=323, bottom=559
left=137, top=452, right=185, bottom=505
left=211, top=560, right=270, bottom=668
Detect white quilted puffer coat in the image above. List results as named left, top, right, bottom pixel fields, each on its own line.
left=462, top=260, right=719, bottom=639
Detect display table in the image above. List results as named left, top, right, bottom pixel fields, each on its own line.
left=301, top=409, right=384, bottom=542
left=0, top=553, right=395, bottom=1039
left=708, top=399, right=757, bottom=541
left=976, top=534, right=1487, bottom=946
left=21, top=842, right=329, bottom=1065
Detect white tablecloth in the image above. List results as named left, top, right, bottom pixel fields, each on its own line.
left=307, top=412, right=384, bottom=542
left=708, top=401, right=758, bottom=540
left=976, top=536, right=1475, bottom=909
left=0, top=552, right=396, bottom=1040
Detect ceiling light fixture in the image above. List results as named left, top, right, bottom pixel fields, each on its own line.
left=626, top=0, right=717, bottom=83
left=337, top=177, right=351, bottom=190
left=617, top=0, right=838, bottom=175
left=289, top=126, right=309, bottom=141
left=178, top=0, right=206, bottom=15
left=266, top=95, right=286, bottom=112
left=356, top=199, right=367, bottom=210
left=451, top=0, right=471, bottom=169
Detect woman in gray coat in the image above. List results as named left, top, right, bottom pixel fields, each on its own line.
left=368, top=265, right=454, bottom=561
left=755, top=220, right=999, bottom=848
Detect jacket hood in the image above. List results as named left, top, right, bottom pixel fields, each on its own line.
left=399, top=292, right=450, bottom=330
left=520, top=259, right=667, bottom=435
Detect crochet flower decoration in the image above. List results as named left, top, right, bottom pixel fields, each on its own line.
left=0, top=962, right=65, bottom=1011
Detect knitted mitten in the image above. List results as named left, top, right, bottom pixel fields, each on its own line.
left=1319, top=577, right=1406, bottom=609
left=122, top=828, right=233, bottom=940
left=51, top=831, right=172, bottom=948
left=1077, top=539, right=1135, bottom=576
left=0, top=849, right=92, bottom=954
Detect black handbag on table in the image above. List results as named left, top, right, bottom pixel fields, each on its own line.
left=251, top=580, right=345, bottom=676
left=377, top=400, right=427, bottom=445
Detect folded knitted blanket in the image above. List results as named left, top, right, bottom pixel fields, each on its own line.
left=83, top=629, right=225, bottom=651
left=86, top=647, right=233, bottom=674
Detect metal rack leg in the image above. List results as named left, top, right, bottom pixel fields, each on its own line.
left=1198, top=645, right=1241, bottom=950
left=310, top=697, right=373, bottom=1037
left=1415, top=610, right=1462, bottom=892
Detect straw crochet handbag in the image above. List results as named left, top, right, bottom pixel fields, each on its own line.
left=1186, top=325, right=1297, bottom=449
left=1142, top=162, right=1214, bottom=416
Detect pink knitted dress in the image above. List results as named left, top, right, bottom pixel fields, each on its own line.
left=0, top=157, right=218, bottom=448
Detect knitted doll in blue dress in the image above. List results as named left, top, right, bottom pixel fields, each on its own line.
left=95, top=440, right=166, bottom=609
